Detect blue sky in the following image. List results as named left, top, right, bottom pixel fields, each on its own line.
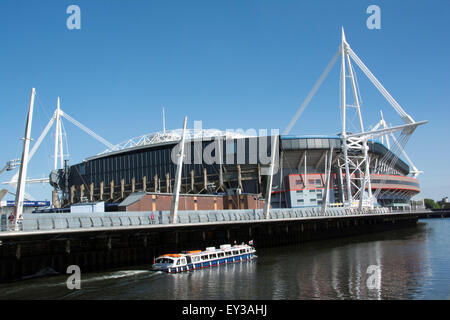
left=0, top=0, right=449, bottom=201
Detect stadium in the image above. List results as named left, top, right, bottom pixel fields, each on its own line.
left=49, top=128, right=420, bottom=210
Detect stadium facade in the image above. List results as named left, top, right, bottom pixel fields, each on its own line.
left=49, top=129, right=420, bottom=209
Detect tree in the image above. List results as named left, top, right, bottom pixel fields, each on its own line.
left=424, top=199, right=441, bottom=210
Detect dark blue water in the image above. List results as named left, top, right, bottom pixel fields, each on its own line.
left=0, top=219, right=449, bottom=300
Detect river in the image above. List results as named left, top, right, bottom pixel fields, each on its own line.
left=0, top=219, right=449, bottom=300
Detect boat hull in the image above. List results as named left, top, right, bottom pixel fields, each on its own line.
left=155, top=252, right=256, bottom=273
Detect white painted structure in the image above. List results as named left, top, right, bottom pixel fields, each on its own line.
left=13, top=88, right=36, bottom=229
left=170, top=116, right=188, bottom=224
left=283, top=28, right=427, bottom=209
left=98, top=129, right=256, bottom=156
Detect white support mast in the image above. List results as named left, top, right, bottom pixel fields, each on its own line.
left=54, top=97, right=64, bottom=170
left=283, top=28, right=427, bottom=209
left=322, top=147, right=334, bottom=215
left=339, top=28, right=354, bottom=206
left=13, top=88, right=36, bottom=229
left=337, top=28, right=427, bottom=208
left=162, top=107, right=166, bottom=134
left=170, top=116, right=188, bottom=224
left=339, top=28, right=376, bottom=208
left=58, top=99, right=64, bottom=168
left=264, top=134, right=279, bottom=219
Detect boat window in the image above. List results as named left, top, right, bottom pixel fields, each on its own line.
left=186, top=257, right=192, bottom=264
left=240, top=249, right=245, bottom=254
left=225, top=251, right=232, bottom=256
left=209, top=253, right=217, bottom=259
left=201, top=255, right=209, bottom=261
left=218, top=252, right=224, bottom=258
left=155, top=258, right=173, bottom=264
left=233, top=250, right=239, bottom=255
left=181, top=258, right=186, bottom=265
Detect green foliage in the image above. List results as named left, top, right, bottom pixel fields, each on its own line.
left=424, top=199, right=441, bottom=209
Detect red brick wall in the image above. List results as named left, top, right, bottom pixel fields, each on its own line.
left=121, top=193, right=264, bottom=211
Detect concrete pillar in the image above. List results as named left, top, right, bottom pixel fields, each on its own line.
left=190, top=170, right=195, bottom=193
left=100, top=181, right=104, bottom=201
left=131, top=177, right=136, bottom=193
left=89, top=183, right=94, bottom=202
left=70, top=185, right=75, bottom=204
left=203, top=168, right=208, bottom=192
left=154, top=175, right=158, bottom=193
left=142, top=176, right=147, bottom=192
left=219, top=167, right=224, bottom=190
left=237, top=165, right=243, bottom=191
left=110, top=180, right=114, bottom=200
left=166, top=173, right=170, bottom=193
left=80, top=184, right=85, bottom=202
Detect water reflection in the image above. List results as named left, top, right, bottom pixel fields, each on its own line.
left=0, top=220, right=448, bottom=300
left=165, top=260, right=258, bottom=300
left=249, top=222, right=432, bottom=300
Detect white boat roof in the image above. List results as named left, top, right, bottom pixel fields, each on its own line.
left=158, top=244, right=252, bottom=258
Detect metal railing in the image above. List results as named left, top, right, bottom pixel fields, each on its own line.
left=0, top=207, right=428, bottom=233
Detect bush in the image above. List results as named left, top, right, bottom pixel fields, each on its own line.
left=424, top=199, right=441, bottom=209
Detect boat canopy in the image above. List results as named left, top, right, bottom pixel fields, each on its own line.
left=155, top=257, right=175, bottom=264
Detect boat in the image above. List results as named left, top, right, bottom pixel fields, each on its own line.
left=151, top=243, right=256, bottom=273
